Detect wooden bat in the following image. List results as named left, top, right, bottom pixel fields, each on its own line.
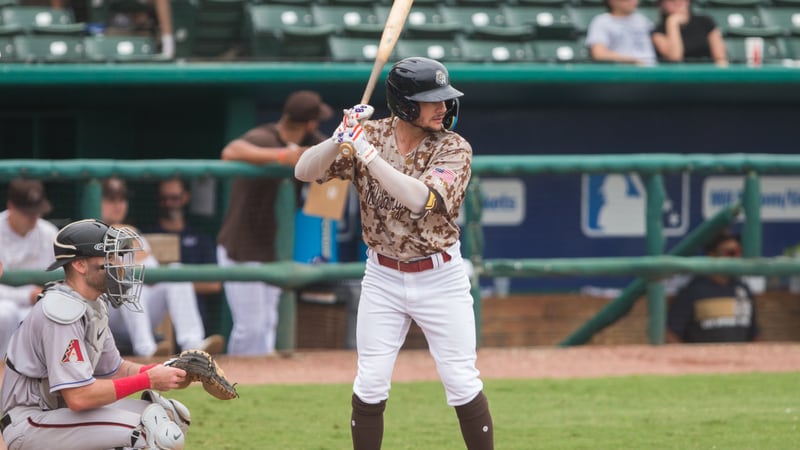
left=339, top=0, right=413, bottom=157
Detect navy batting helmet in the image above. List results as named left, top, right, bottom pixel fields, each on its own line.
left=386, top=57, right=463, bottom=131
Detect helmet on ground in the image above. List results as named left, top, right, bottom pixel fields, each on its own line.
left=47, top=219, right=146, bottom=310
left=386, top=57, right=463, bottom=131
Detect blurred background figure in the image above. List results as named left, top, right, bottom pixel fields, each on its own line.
left=667, top=229, right=760, bottom=343
left=651, top=0, right=728, bottom=65
left=101, top=177, right=224, bottom=356
left=586, top=0, right=657, bottom=65
left=142, top=177, right=222, bottom=337
left=217, top=90, right=332, bottom=356
left=0, top=179, right=57, bottom=358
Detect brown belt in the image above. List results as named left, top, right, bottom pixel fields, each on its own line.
left=376, top=252, right=452, bottom=273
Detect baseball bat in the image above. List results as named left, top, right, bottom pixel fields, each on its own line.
left=339, top=0, right=413, bottom=157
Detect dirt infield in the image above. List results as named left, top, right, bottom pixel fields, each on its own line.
left=197, top=342, right=800, bottom=385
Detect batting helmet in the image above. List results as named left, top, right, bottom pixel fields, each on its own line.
left=386, top=57, right=463, bottom=131
left=47, top=219, right=146, bottom=310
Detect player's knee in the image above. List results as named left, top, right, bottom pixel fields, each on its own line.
left=139, top=403, right=185, bottom=450
left=353, top=374, right=391, bottom=404
left=352, top=393, right=386, bottom=416
left=142, top=390, right=191, bottom=435
left=442, top=378, right=484, bottom=407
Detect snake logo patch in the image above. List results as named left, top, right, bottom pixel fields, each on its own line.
left=61, top=339, right=85, bottom=363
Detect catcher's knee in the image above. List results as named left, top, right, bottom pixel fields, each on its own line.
left=142, top=390, right=191, bottom=435
left=139, top=403, right=185, bottom=450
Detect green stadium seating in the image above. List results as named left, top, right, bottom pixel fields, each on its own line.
left=440, top=5, right=533, bottom=39
left=518, top=0, right=570, bottom=6
left=699, top=5, right=783, bottom=37
left=328, top=35, right=385, bottom=61
left=532, top=39, right=591, bottom=62
left=84, top=35, right=159, bottom=62
left=246, top=3, right=334, bottom=59
left=191, top=0, right=245, bottom=58
left=1, top=6, right=84, bottom=35
left=0, top=35, right=15, bottom=61
left=395, top=38, right=463, bottom=62
left=785, top=36, right=800, bottom=57
left=375, top=4, right=460, bottom=38
left=458, top=37, right=535, bottom=62
left=759, top=7, right=800, bottom=36
left=310, top=4, right=382, bottom=37
left=171, top=0, right=198, bottom=59
left=567, top=5, right=605, bottom=35
left=502, top=5, right=577, bottom=40
left=13, top=34, right=84, bottom=62
left=724, top=36, right=787, bottom=62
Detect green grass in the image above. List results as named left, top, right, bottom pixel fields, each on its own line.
left=168, top=372, right=800, bottom=449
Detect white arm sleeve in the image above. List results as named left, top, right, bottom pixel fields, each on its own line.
left=294, top=138, right=340, bottom=182
left=366, top=157, right=429, bottom=215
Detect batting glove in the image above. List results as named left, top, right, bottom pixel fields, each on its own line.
left=344, top=104, right=374, bottom=128
left=342, top=123, right=378, bottom=165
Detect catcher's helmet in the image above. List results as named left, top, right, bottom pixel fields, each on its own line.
left=47, top=219, right=146, bottom=310
left=386, top=57, right=463, bottom=131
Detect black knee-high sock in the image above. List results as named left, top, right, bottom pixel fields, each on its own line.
left=455, top=391, right=494, bottom=450
left=351, top=393, right=387, bottom=450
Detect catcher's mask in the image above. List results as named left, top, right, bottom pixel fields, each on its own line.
left=47, top=219, right=146, bottom=310
left=386, top=57, right=463, bottom=131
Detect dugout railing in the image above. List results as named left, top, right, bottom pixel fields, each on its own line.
left=2, top=154, right=800, bottom=349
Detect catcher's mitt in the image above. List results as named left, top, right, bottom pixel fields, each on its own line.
left=165, top=350, right=239, bottom=400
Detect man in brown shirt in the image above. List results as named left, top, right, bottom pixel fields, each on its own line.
left=217, top=90, right=332, bottom=356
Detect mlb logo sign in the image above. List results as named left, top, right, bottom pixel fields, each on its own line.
left=581, top=173, right=689, bottom=237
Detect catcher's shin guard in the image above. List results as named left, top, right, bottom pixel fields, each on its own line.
left=140, top=403, right=186, bottom=450
left=142, top=389, right=192, bottom=435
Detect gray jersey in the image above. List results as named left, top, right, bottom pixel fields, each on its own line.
left=1, top=283, right=122, bottom=415
left=585, top=12, right=656, bottom=65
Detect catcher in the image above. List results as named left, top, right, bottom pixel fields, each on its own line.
left=1, top=219, right=235, bottom=450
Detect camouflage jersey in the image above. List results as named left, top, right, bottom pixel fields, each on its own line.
left=321, top=116, right=472, bottom=260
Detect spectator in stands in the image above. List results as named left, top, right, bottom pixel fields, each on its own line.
left=651, top=0, right=728, bottom=65
left=0, top=179, right=58, bottom=358
left=667, top=229, right=760, bottom=343
left=217, top=90, right=333, bottom=356
left=142, top=177, right=222, bottom=336
left=586, top=0, right=657, bottom=65
left=101, top=177, right=224, bottom=356
left=106, top=0, right=175, bottom=59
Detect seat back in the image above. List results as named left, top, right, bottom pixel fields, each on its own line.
left=396, top=38, right=463, bottom=61
left=459, top=37, right=535, bottom=62
left=84, top=35, right=158, bottom=62
left=13, top=34, right=84, bottom=62
left=532, top=38, right=591, bottom=62
left=1, top=6, right=76, bottom=31
left=503, top=5, right=577, bottom=39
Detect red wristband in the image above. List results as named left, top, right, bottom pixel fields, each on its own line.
left=113, top=372, right=151, bottom=400
left=277, top=148, right=287, bottom=164
left=139, top=363, right=158, bottom=373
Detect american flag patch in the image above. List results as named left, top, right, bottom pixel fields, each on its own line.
left=432, top=167, right=456, bottom=184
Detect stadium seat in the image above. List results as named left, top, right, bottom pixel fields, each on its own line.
left=84, top=35, right=159, bottom=62
left=395, top=38, right=463, bottom=61
left=310, top=4, right=382, bottom=37
left=785, top=36, right=800, bottom=57
left=0, top=36, right=15, bottom=61
left=13, top=34, right=84, bottom=62
left=375, top=4, right=460, bottom=38
left=191, top=0, right=245, bottom=58
left=458, top=37, right=535, bottom=62
left=502, top=5, right=577, bottom=40
left=1, top=6, right=85, bottom=35
left=170, top=0, right=197, bottom=59
left=440, top=5, right=533, bottom=39
left=518, top=0, right=570, bottom=5
left=246, top=3, right=335, bottom=59
left=532, top=39, right=591, bottom=62
left=699, top=5, right=783, bottom=37
left=759, top=7, right=800, bottom=36
left=724, top=36, right=787, bottom=62
left=567, top=5, right=606, bottom=35
left=328, top=35, right=386, bottom=61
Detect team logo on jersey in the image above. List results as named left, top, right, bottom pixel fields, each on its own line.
left=62, top=339, right=85, bottom=363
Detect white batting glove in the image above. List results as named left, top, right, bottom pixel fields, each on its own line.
left=342, top=123, right=377, bottom=165
left=344, top=104, right=374, bottom=127
left=160, top=34, right=175, bottom=59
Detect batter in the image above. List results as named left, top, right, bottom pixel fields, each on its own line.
left=296, top=57, right=494, bottom=450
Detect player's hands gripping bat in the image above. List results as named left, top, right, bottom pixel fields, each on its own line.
left=338, top=104, right=374, bottom=158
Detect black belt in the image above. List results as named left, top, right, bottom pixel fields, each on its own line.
left=0, top=414, right=10, bottom=433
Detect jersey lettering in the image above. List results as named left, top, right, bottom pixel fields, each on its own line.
left=61, top=339, right=85, bottom=363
